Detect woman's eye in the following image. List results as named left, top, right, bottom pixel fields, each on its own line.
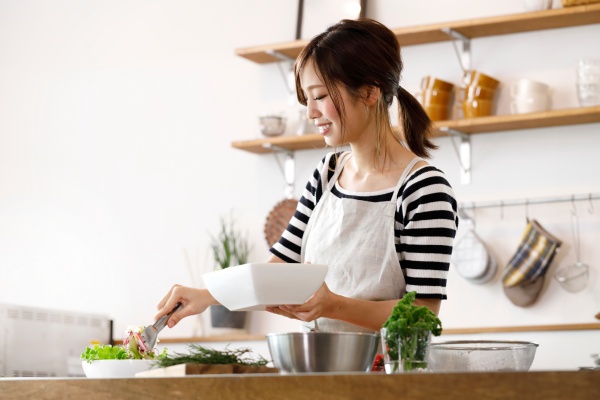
left=314, top=95, right=326, bottom=101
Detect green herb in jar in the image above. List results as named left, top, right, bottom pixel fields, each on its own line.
left=382, top=291, right=442, bottom=372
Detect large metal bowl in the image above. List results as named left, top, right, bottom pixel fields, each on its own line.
left=427, top=340, right=538, bottom=372
left=266, top=332, right=380, bottom=373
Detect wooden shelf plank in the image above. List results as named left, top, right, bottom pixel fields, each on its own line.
left=442, top=322, right=600, bottom=335
left=235, top=4, right=600, bottom=64
left=112, top=333, right=267, bottom=345
left=432, top=106, right=600, bottom=136
left=113, top=323, right=600, bottom=344
left=232, top=107, right=600, bottom=153
left=231, top=133, right=325, bottom=154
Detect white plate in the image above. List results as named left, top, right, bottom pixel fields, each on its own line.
left=81, top=359, right=156, bottom=378
left=202, top=263, right=328, bottom=311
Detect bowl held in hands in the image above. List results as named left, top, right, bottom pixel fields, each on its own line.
left=202, top=263, right=328, bottom=311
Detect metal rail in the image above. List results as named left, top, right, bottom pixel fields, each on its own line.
left=459, top=192, right=599, bottom=211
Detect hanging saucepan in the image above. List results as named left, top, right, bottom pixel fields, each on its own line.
left=264, top=152, right=299, bottom=248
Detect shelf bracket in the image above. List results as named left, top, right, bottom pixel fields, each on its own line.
left=265, top=49, right=296, bottom=63
left=441, top=28, right=471, bottom=73
left=440, top=127, right=471, bottom=185
left=262, top=143, right=295, bottom=198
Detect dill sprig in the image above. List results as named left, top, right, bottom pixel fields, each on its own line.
left=155, top=344, right=269, bottom=368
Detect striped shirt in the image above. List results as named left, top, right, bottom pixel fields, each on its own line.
left=270, top=151, right=458, bottom=300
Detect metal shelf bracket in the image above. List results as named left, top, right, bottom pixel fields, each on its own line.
left=262, top=143, right=295, bottom=198
left=440, top=127, right=471, bottom=185
left=265, top=49, right=296, bottom=63
left=441, top=28, right=471, bottom=73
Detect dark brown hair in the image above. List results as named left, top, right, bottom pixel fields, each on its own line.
left=295, top=18, right=436, bottom=159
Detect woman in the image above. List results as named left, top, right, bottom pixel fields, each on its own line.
left=155, top=18, right=458, bottom=333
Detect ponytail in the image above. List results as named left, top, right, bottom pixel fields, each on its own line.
left=396, top=86, right=437, bottom=158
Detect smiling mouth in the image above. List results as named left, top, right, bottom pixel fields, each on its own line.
left=317, top=123, right=331, bottom=135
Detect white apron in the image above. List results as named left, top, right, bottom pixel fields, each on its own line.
left=301, top=152, right=422, bottom=332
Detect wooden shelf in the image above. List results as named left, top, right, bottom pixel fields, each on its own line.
left=442, top=322, right=600, bottom=335
left=434, top=105, right=600, bottom=135
left=231, top=132, right=326, bottom=154
left=113, top=323, right=600, bottom=344
left=231, top=106, right=600, bottom=154
left=112, top=333, right=266, bottom=345
left=235, top=4, right=600, bottom=64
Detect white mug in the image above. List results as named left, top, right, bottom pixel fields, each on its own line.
left=510, top=93, right=551, bottom=114
left=522, top=0, right=552, bottom=12
left=510, top=79, right=550, bottom=98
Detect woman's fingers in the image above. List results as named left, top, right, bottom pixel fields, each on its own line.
left=265, top=306, right=300, bottom=320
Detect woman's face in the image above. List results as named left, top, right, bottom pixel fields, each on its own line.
left=300, top=59, right=370, bottom=147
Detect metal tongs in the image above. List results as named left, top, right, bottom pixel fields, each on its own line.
left=139, top=302, right=183, bottom=351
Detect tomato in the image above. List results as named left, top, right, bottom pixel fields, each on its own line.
left=371, top=354, right=385, bottom=372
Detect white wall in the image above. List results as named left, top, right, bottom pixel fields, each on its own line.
left=0, top=0, right=599, bottom=370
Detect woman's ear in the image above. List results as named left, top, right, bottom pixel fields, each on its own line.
left=362, top=85, right=381, bottom=106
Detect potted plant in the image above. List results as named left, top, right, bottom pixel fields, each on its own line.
left=208, top=214, right=252, bottom=331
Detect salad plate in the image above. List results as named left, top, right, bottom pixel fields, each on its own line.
left=82, top=359, right=156, bottom=378
left=202, top=263, right=328, bottom=311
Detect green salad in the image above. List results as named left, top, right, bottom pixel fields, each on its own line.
left=81, top=325, right=167, bottom=363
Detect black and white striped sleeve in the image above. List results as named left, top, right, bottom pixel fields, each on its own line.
left=396, top=166, right=458, bottom=300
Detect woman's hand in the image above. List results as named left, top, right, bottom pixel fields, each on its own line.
left=266, top=282, right=338, bottom=322
left=154, top=284, right=218, bottom=328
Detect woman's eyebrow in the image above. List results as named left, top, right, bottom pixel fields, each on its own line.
left=304, top=84, right=325, bottom=90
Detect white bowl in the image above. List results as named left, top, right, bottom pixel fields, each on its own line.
left=81, top=359, right=156, bottom=378
left=202, top=263, right=328, bottom=311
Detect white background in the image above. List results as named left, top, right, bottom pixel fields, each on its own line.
left=0, top=0, right=599, bottom=370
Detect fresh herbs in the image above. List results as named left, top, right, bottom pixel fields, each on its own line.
left=155, top=344, right=269, bottom=368
left=382, top=291, right=442, bottom=372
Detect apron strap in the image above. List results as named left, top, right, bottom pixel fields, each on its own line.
left=325, top=151, right=352, bottom=191
left=390, top=157, right=423, bottom=203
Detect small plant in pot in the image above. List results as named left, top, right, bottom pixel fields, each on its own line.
left=208, top=214, right=251, bottom=331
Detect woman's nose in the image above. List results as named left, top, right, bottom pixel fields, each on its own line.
left=306, top=102, right=320, bottom=120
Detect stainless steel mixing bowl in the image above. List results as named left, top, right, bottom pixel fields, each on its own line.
left=427, top=340, right=538, bottom=372
left=266, top=332, right=380, bottom=373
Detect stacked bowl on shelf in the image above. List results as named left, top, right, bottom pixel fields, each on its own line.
left=418, top=76, right=455, bottom=121
left=459, top=70, right=500, bottom=118
left=509, top=79, right=552, bottom=114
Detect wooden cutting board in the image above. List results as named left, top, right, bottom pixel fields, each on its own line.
left=136, top=363, right=278, bottom=377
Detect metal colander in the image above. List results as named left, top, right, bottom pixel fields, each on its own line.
left=427, top=340, right=538, bottom=372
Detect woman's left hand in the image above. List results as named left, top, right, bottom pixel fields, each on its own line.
left=266, top=283, right=336, bottom=322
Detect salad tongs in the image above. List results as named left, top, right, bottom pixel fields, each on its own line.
left=140, top=302, right=183, bottom=351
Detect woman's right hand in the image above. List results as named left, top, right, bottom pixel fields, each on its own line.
left=154, top=284, right=218, bottom=328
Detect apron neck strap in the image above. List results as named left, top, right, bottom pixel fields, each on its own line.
left=327, top=151, right=352, bottom=190
left=391, top=157, right=423, bottom=202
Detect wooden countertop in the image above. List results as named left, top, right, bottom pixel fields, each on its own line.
left=1, top=370, right=598, bottom=400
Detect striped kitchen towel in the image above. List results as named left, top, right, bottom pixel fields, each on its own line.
left=502, top=219, right=562, bottom=287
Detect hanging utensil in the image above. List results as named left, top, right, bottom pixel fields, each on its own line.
left=553, top=198, right=590, bottom=293
left=451, top=208, right=492, bottom=283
